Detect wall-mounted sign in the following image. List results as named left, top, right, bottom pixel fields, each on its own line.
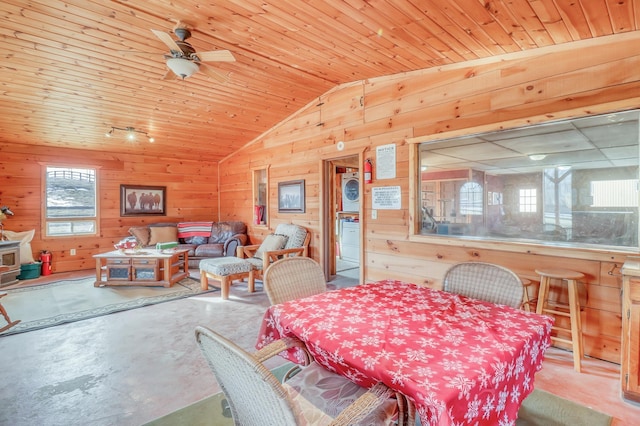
left=376, top=143, right=396, bottom=179
left=372, top=186, right=401, bottom=210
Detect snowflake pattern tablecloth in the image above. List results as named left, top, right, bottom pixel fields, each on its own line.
left=256, top=280, right=553, bottom=425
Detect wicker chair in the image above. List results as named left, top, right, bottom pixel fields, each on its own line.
left=264, top=257, right=327, bottom=305
left=442, top=262, right=524, bottom=308
left=195, top=326, right=412, bottom=425
left=237, top=223, right=311, bottom=287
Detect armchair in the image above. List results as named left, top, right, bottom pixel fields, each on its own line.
left=237, top=224, right=310, bottom=286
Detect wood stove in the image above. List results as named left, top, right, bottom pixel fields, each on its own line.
left=0, top=241, right=20, bottom=287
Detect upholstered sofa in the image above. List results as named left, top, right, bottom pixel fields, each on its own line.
left=126, top=221, right=248, bottom=268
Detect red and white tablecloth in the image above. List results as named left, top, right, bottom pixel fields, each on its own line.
left=256, top=279, right=553, bottom=425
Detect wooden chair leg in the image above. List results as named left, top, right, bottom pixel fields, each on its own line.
left=567, top=278, right=584, bottom=372
left=535, top=276, right=550, bottom=315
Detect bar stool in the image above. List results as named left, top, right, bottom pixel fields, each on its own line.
left=535, top=268, right=585, bottom=372
left=520, top=278, right=537, bottom=312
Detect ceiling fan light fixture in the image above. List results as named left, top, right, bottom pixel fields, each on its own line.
left=166, top=58, right=198, bottom=79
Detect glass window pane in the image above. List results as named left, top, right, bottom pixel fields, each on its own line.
left=417, top=109, right=639, bottom=249
left=47, top=221, right=96, bottom=236
left=45, top=166, right=97, bottom=236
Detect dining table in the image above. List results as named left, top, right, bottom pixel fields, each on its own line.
left=256, top=279, right=553, bottom=425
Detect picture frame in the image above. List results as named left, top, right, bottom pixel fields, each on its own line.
left=278, top=179, right=305, bottom=213
left=120, top=184, right=166, bottom=216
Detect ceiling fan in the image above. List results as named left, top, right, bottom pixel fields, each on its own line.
left=150, top=25, right=235, bottom=82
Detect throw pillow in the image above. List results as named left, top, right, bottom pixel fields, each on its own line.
left=183, top=236, right=208, bottom=245
left=148, top=226, right=178, bottom=246
left=128, top=226, right=151, bottom=246
left=254, top=234, right=288, bottom=260
left=1, top=229, right=36, bottom=264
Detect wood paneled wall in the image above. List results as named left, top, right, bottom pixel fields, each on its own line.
left=0, top=143, right=218, bottom=273
left=219, top=33, right=640, bottom=364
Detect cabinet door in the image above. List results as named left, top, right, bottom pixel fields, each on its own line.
left=132, top=259, right=159, bottom=280
left=623, top=277, right=640, bottom=402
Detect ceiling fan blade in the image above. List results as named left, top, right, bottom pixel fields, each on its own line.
left=151, top=29, right=182, bottom=53
left=199, top=64, right=228, bottom=83
left=197, top=50, right=236, bottom=62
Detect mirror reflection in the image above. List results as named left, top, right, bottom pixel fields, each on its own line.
left=418, top=109, right=639, bottom=249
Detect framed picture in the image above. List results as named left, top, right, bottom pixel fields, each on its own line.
left=278, top=179, right=305, bottom=213
left=120, top=184, right=166, bottom=216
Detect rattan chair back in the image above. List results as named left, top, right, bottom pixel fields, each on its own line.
left=195, top=326, right=300, bottom=425
left=443, top=262, right=524, bottom=308
left=264, top=257, right=327, bottom=305
left=195, top=325, right=408, bottom=425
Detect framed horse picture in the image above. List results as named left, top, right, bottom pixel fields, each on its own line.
left=120, top=185, right=166, bottom=216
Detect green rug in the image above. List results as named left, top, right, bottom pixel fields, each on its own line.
left=145, top=364, right=613, bottom=426
left=0, top=276, right=217, bottom=336
left=144, top=363, right=293, bottom=426
left=516, top=388, right=612, bottom=426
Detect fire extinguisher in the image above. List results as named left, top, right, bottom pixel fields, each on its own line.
left=364, top=159, right=373, bottom=184
left=40, top=250, right=52, bottom=276
left=254, top=205, right=265, bottom=225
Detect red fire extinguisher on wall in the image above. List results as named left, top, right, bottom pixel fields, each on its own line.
left=40, top=250, right=52, bottom=276
left=364, top=159, right=373, bottom=184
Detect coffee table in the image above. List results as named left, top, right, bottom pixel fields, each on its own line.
left=94, top=249, right=189, bottom=288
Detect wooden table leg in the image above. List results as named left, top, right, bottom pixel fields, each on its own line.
left=94, top=257, right=103, bottom=287
left=163, top=258, right=171, bottom=287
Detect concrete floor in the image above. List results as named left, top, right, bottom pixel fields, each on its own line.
left=1, top=271, right=639, bottom=425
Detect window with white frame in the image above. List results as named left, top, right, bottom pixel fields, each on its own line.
left=44, top=166, right=98, bottom=236
left=459, top=182, right=483, bottom=215
left=519, top=188, right=537, bottom=213
left=591, top=179, right=638, bottom=207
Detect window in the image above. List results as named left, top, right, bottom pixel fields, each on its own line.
left=591, top=179, right=638, bottom=207
left=414, top=109, right=640, bottom=249
left=44, top=166, right=98, bottom=237
left=460, top=182, right=483, bottom=215
left=519, top=189, right=537, bottom=213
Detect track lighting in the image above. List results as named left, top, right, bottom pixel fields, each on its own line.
left=105, top=126, right=154, bottom=143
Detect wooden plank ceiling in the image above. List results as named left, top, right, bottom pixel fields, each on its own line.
left=0, top=0, right=638, bottom=161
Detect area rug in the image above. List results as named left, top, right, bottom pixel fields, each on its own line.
left=144, top=365, right=613, bottom=426
left=516, top=388, right=612, bottom=426
left=0, top=276, right=217, bottom=336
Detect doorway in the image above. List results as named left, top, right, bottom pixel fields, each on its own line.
left=320, top=152, right=362, bottom=287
